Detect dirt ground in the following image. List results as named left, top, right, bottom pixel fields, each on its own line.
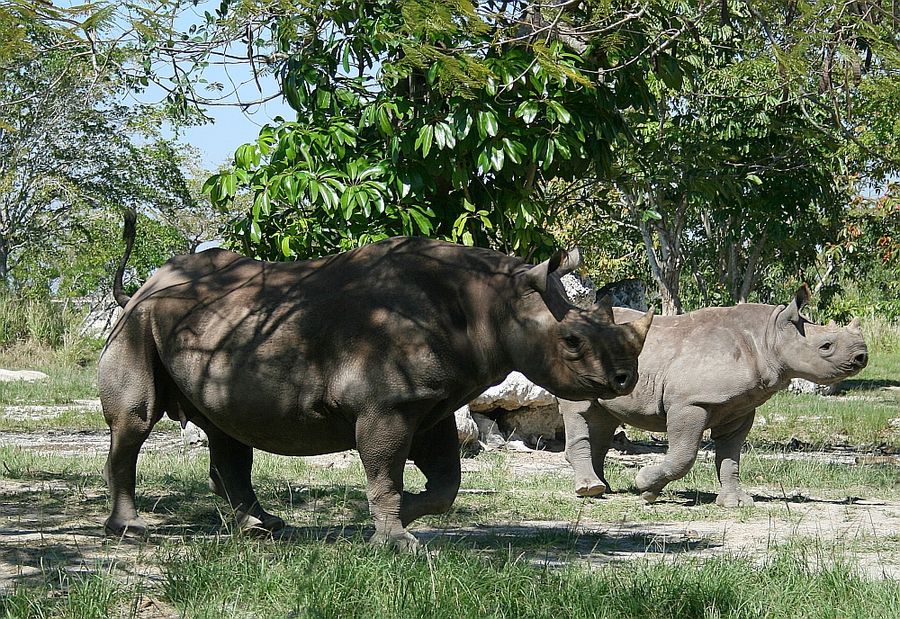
left=2, top=402, right=900, bottom=595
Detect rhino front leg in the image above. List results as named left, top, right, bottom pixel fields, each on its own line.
left=635, top=405, right=708, bottom=503
left=356, top=413, right=420, bottom=552
left=402, top=414, right=462, bottom=526
left=561, top=399, right=617, bottom=497
left=191, top=415, right=285, bottom=532
left=712, top=411, right=756, bottom=507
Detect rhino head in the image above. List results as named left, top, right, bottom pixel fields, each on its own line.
left=503, top=249, right=653, bottom=401
left=768, top=285, right=869, bottom=384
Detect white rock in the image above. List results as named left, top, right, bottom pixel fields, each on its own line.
left=0, top=369, right=49, bottom=382
left=497, top=403, right=563, bottom=447
left=504, top=439, right=533, bottom=453
left=454, top=406, right=479, bottom=446
left=469, top=372, right=556, bottom=412
left=787, top=378, right=840, bottom=396
left=471, top=412, right=506, bottom=451
left=181, top=422, right=208, bottom=447
left=561, top=273, right=596, bottom=309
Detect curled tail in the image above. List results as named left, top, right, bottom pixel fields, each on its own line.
left=113, top=208, right=137, bottom=308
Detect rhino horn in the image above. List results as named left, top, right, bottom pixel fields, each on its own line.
left=521, top=248, right=580, bottom=294
left=590, top=294, right=614, bottom=323
left=630, top=307, right=654, bottom=343
left=825, top=320, right=837, bottom=329
left=848, top=317, right=861, bottom=332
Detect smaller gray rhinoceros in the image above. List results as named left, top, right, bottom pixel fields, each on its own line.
left=99, top=212, right=653, bottom=551
left=562, top=285, right=868, bottom=507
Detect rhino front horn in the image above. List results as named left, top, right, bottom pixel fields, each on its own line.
left=630, top=308, right=654, bottom=342
left=848, top=317, right=861, bottom=332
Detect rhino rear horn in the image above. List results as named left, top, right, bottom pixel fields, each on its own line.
left=630, top=307, right=654, bottom=343
left=590, top=294, right=615, bottom=323
left=521, top=248, right=580, bottom=293
left=848, top=317, right=861, bottom=332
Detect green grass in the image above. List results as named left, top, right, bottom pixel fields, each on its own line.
left=0, top=344, right=99, bottom=406
left=2, top=330, right=899, bottom=618
left=3, top=541, right=898, bottom=619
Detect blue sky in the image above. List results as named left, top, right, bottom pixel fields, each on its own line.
left=172, top=97, right=293, bottom=170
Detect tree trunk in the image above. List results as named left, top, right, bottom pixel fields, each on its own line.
left=0, top=238, right=8, bottom=289
left=626, top=190, right=685, bottom=315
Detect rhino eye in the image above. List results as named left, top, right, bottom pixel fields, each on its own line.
left=563, top=335, right=583, bottom=351
left=819, top=342, right=833, bottom=351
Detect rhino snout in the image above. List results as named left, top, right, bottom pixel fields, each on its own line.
left=609, top=368, right=637, bottom=395
left=852, top=352, right=868, bottom=369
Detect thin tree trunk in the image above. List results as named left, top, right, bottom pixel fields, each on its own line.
left=736, top=230, right=768, bottom=303
left=0, top=238, right=9, bottom=289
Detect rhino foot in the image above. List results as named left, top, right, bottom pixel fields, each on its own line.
left=237, top=511, right=286, bottom=534
left=104, top=516, right=149, bottom=539
left=369, top=530, right=422, bottom=554
left=640, top=489, right=661, bottom=504
left=715, top=491, right=754, bottom=508
left=575, top=479, right=608, bottom=497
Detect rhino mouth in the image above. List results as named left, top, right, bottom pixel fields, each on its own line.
left=579, top=375, right=618, bottom=399
left=819, top=364, right=864, bottom=384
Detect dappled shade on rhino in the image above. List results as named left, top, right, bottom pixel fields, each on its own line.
left=99, top=217, right=652, bottom=550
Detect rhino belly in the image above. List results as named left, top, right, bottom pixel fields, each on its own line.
left=162, top=347, right=356, bottom=456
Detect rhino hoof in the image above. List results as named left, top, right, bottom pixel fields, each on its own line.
left=575, top=480, right=608, bottom=497
left=238, top=512, right=286, bottom=534
left=104, top=516, right=149, bottom=539
left=715, top=492, right=754, bottom=508
left=369, top=530, right=421, bottom=554
left=640, top=490, right=660, bottom=504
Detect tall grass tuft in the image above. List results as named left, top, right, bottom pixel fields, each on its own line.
left=0, top=294, right=86, bottom=349
left=861, top=313, right=900, bottom=353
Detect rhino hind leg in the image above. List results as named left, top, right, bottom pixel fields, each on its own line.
left=561, top=399, right=617, bottom=497
left=100, top=362, right=164, bottom=538
left=635, top=405, right=708, bottom=503
left=401, top=414, right=462, bottom=527
left=712, top=411, right=756, bottom=508
left=188, top=414, right=285, bottom=533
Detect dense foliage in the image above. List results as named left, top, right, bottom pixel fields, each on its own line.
left=1, top=1, right=898, bottom=317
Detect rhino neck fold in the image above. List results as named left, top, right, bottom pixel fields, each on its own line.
left=747, top=324, right=788, bottom=391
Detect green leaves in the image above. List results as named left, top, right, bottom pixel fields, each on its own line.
left=515, top=101, right=539, bottom=124
left=476, top=110, right=498, bottom=139
left=415, top=124, right=434, bottom=157
left=200, top=0, right=661, bottom=261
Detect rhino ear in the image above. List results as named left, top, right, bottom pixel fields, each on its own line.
left=556, top=248, right=581, bottom=277
left=590, top=294, right=615, bottom=323
left=793, top=284, right=811, bottom=310
left=848, top=317, right=861, bottom=333
left=776, top=284, right=811, bottom=330
left=520, top=249, right=578, bottom=293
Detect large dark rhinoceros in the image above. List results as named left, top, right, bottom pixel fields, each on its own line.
left=99, top=215, right=653, bottom=550
left=562, top=285, right=868, bottom=508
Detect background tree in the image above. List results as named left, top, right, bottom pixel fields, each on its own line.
left=0, top=17, right=195, bottom=295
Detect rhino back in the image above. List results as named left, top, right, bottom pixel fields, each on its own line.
left=608, top=304, right=782, bottom=427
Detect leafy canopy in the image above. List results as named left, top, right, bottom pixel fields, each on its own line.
left=203, top=1, right=699, bottom=261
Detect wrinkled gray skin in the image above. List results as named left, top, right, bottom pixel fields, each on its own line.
left=99, top=227, right=653, bottom=550
left=562, top=286, right=868, bottom=507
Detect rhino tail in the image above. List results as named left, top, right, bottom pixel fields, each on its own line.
left=113, top=208, right=137, bottom=308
